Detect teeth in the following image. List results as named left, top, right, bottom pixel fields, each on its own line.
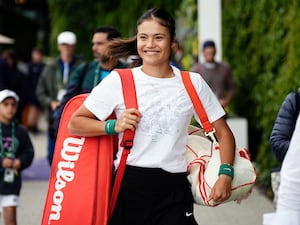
left=145, top=51, right=157, bottom=55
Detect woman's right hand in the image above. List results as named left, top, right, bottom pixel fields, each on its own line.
left=115, top=108, right=142, bottom=133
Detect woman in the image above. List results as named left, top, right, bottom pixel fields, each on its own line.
left=68, top=8, right=235, bottom=225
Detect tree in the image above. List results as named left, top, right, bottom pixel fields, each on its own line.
left=47, top=0, right=181, bottom=59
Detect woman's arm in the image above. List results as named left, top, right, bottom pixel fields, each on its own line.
left=213, top=117, right=235, bottom=166
left=68, top=104, right=142, bottom=137
left=68, top=104, right=106, bottom=137
left=209, top=117, right=236, bottom=203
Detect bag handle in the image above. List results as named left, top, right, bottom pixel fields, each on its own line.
left=108, top=68, right=138, bottom=219
left=180, top=71, right=215, bottom=135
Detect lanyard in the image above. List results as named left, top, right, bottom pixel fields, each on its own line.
left=93, top=63, right=101, bottom=87
left=0, top=122, right=16, bottom=158
left=56, top=64, right=70, bottom=89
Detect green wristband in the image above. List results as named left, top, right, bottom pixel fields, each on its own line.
left=105, top=120, right=117, bottom=135
left=218, top=163, right=234, bottom=179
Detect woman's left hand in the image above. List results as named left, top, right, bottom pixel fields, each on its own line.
left=209, top=174, right=232, bottom=203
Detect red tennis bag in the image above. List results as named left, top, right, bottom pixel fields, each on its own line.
left=41, top=69, right=137, bottom=225
left=40, top=93, right=115, bottom=225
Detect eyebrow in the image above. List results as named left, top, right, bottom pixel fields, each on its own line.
left=138, top=33, right=166, bottom=36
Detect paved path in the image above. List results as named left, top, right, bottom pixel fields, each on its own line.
left=12, top=117, right=275, bottom=225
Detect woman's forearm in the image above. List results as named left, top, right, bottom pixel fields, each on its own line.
left=68, top=116, right=107, bottom=137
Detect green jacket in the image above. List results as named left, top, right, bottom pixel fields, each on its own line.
left=68, top=60, right=127, bottom=94
left=36, top=56, right=83, bottom=121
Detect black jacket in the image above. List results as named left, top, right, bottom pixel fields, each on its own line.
left=0, top=121, right=34, bottom=195
left=270, top=88, right=300, bottom=163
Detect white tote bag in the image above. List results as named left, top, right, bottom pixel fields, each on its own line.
left=181, top=71, right=257, bottom=207
left=185, top=125, right=257, bottom=206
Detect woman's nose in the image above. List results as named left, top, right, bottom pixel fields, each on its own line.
left=146, top=38, right=154, bottom=47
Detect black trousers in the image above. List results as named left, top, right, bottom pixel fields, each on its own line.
left=108, top=165, right=198, bottom=225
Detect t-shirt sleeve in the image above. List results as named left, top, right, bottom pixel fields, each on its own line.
left=84, top=70, right=123, bottom=121
left=189, top=72, right=225, bottom=124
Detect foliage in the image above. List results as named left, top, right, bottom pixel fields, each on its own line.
left=222, top=0, right=300, bottom=187
left=47, top=0, right=181, bottom=60
left=174, top=0, right=198, bottom=70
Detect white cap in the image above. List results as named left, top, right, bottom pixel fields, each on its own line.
left=57, top=31, right=77, bottom=45
left=0, top=89, right=19, bottom=103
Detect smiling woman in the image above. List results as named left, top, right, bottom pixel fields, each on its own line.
left=137, top=20, right=173, bottom=76
left=68, top=7, right=236, bottom=225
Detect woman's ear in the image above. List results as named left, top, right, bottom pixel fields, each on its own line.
left=171, top=41, right=176, bottom=49
left=171, top=38, right=179, bottom=51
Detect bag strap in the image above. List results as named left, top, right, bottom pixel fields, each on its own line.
left=108, top=68, right=138, bottom=219
left=180, top=71, right=215, bottom=135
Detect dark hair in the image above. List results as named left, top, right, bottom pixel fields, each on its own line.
left=137, top=8, right=176, bottom=42
left=108, top=8, right=176, bottom=67
left=202, top=40, right=216, bottom=50
left=94, top=26, right=121, bottom=40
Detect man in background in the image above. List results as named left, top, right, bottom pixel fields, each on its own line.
left=53, top=26, right=126, bottom=164
left=36, top=31, right=83, bottom=165
left=191, top=40, right=234, bottom=109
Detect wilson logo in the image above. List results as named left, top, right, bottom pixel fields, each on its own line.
left=48, top=136, right=85, bottom=224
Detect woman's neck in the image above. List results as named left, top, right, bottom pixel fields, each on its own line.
left=141, top=65, right=174, bottom=78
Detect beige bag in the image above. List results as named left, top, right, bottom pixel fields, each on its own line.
left=181, top=71, right=257, bottom=207
left=185, top=125, right=257, bottom=206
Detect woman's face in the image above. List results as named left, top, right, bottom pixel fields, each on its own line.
left=137, top=19, right=172, bottom=67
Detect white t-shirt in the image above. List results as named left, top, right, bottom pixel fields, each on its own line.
left=84, top=66, right=225, bottom=172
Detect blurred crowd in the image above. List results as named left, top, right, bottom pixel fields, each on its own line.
left=0, top=47, right=44, bottom=132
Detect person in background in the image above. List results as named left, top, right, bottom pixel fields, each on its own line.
left=0, top=89, right=34, bottom=225
left=36, top=31, right=83, bottom=165
left=26, top=48, right=45, bottom=134
left=170, top=39, right=183, bottom=69
left=191, top=40, right=234, bottom=109
left=269, top=112, right=300, bottom=225
left=0, top=57, right=12, bottom=90
left=270, top=87, right=300, bottom=162
left=269, top=87, right=300, bottom=207
left=1, top=49, right=28, bottom=125
left=53, top=26, right=126, bottom=140
left=68, top=8, right=235, bottom=225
